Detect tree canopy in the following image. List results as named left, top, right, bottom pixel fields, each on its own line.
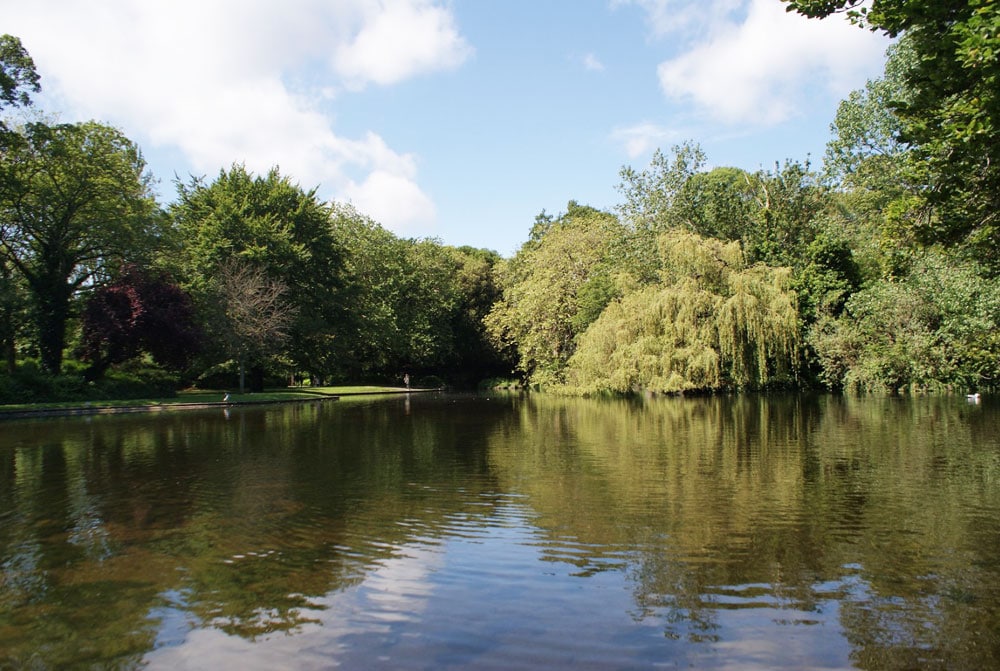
left=2, top=19, right=998, bottom=399
left=786, top=0, right=1000, bottom=264
left=0, top=120, right=161, bottom=373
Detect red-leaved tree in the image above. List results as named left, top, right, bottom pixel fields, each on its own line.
left=80, top=265, right=202, bottom=380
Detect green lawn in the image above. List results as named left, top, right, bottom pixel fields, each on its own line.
left=0, top=385, right=417, bottom=413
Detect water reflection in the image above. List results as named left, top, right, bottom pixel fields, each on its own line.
left=0, top=394, right=998, bottom=669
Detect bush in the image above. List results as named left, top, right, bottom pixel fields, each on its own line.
left=0, top=361, right=181, bottom=405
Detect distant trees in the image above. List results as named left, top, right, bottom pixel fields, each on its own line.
left=4, top=16, right=999, bottom=399
left=334, top=204, right=511, bottom=385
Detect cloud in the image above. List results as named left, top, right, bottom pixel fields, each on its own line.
left=583, top=53, right=606, bottom=72
left=345, top=170, right=437, bottom=235
left=611, top=122, right=679, bottom=158
left=1, top=0, right=470, bottom=234
left=334, top=0, right=473, bottom=89
left=655, top=0, right=889, bottom=125
left=612, top=0, right=744, bottom=38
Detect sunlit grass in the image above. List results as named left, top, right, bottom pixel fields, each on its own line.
left=0, top=385, right=419, bottom=413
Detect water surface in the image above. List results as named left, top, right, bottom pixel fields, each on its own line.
left=1, top=393, right=999, bottom=669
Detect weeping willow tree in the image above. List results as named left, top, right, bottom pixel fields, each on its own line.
left=563, top=231, right=799, bottom=394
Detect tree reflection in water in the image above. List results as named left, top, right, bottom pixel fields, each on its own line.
left=0, top=394, right=998, bottom=669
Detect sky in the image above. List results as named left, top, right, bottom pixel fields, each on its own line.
left=3, top=0, right=890, bottom=257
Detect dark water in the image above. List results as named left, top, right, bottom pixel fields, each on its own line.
left=1, top=393, right=999, bottom=670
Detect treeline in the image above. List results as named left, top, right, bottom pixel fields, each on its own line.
left=489, top=0, right=1000, bottom=395
left=3, top=0, right=999, bottom=400
left=0, top=36, right=510, bottom=400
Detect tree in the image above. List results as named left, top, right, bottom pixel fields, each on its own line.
left=563, top=231, right=800, bottom=394
left=0, top=121, right=161, bottom=374
left=329, top=204, right=509, bottom=385
left=785, top=0, right=1000, bottom=265
left=0, top=34, right=40, bottom=136
left=212, top=259, right=296, bottom=393
left=485, top=202, right=625, bottom=386
left=615, top=142, right=707, bottom=283
left=169, top=165, right=344, bottom=383
left=79, top=265, right=202, bottom=381
left=808, top=250, right=1000, bottom=392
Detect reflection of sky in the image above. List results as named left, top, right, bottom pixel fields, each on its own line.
left=142, top=499, right=859, bottom=670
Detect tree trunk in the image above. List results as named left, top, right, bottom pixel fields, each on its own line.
left=35, top=291, right=70, bottom=375
left=249, top=365, right=264, bottom=393
left=4, top=337, right=14, bottom=375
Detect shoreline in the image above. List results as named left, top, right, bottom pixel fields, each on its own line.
left=0, top=387, right=442, bottom=421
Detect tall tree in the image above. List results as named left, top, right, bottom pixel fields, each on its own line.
left=615, top=142, right=707, bottom=283
left=0, top=121, right=161, bottom=373
left=486, top=202, right=625, bottom=386
left=169, top=165, right=344, bottom=383
left=785, top=0, right=1000, bottom=264
left=564, top=231, right=800, bottom=394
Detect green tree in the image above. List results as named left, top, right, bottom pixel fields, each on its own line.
left=0, top=121, right=161, bottom=374
left=0, top=34, right=40, bottom=136
left=564, top=231, right=800, bottom=394
left=486, top=203, right=625, bottom=386
left=329, top=205, right=411, bottom=379
left=671, top=166, right=757, bottom=243
left=808, top=250, right=1000, bottom=392
left=169, top=165, right=344, bottom=384
left=785, top=0, right=1000, bottom=265
left=619, top=146, right=830, bottom=270
left=330, top=204, right=508, bottom=385
left=615, top=142, right=707, bottom=283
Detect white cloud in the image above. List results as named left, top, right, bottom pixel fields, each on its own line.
left=655, top=0, right=888, bottom=125
left=345, top=170, right=437, bottom=235
left=583, top=53, right=606, bottom=72
left=613, top=0, right=744, bottom=38
left=334, top=0, right=473, bottom=89
left=611, top=122, right=679, bottom=158
left=1, top=0, right=470, bottom=233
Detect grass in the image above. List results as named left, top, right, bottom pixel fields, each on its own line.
left=0, top=385, right=417, bottom=413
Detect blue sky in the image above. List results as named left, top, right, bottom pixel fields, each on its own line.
left=3, top=0, right=889, bottom=256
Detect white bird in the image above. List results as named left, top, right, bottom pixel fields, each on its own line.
left=223, top=392, right=231, bottom=403
left=967, top=392, right=981, bottom=403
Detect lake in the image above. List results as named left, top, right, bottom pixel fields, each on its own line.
left=1, top=393, right=998, bottom=669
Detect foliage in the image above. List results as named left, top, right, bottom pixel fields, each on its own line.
left=563, top=231, right=800, bottom=394
left=786, top=0, right=1000, bottom=268
left=79, top=264, right=201, bottom=380
left=0, top=120, right=162, bottom=374
left=0, top=360, right=180, bottom=404
left=809, top=250, right=1000, bottom=392
left=615, top=142, right=707, bottom=283
left=332, top=205, right=510, bottom=385
left=169, top=164, right=344, bottom=382
left=486, top=202, right=625, bottom=386
left=0, top=34, right=40, bottom=135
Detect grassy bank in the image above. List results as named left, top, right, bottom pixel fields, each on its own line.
left=0, top=385, right=422, bottom=416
